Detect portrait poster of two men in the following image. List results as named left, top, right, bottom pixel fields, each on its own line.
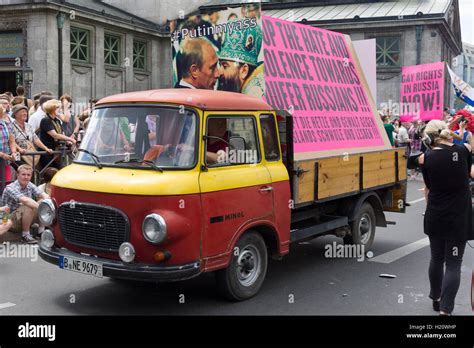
left=170, top=3, right=264, bottom=98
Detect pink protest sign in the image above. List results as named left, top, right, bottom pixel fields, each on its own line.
left=400, top=62, right=444, bottom=122
left=262, top=16, right=385, bottom=154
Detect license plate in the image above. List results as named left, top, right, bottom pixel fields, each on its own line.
left=59, top=255, right=103, bottom=278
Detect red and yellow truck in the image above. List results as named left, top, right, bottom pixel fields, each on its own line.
left=38, top=89, right=406, bottom=301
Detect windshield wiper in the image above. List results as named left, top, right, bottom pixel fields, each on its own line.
left=114, top=158, right=163, bottom=172
left=78, top=149, right=103, bottom=169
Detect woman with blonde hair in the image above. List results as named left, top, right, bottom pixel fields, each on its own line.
left=39, top=99, right=76, bottom=169
left=418, top=120, right=473, bottom=315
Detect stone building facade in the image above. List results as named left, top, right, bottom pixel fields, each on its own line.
left=0, top=0, right=170, bottom=105
left=103, top=0, right=205, bottom=26
left=455, top=41, right=474, bottom=85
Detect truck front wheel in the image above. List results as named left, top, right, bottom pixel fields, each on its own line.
left=344, top=202, right=376, bottom=250
left=216, top=231, right=268, bottom=301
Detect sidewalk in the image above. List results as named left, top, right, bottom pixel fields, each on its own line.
left=0, top=231, right=21, bottom=243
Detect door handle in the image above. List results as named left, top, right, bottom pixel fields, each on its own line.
left=259, top=186, right=273, bottom=193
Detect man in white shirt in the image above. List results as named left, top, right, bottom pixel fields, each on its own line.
left=396, top=122, right=410, bottom=148
left=28, top=95, right=53, bottom=132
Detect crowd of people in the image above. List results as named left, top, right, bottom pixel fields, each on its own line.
left=381, top=107, right=474, bottom=180
left=0, top=86, right=95, bottom=244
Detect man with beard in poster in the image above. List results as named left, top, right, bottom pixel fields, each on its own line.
left=218, top=24, right=264, bottom=98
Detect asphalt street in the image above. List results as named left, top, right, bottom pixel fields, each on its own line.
left=1, top=179, right=473, bottom=316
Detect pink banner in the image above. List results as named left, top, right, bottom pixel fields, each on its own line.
left=262, top=16, right=384, bottom=153
left=400, top=62, right=444, bottom=122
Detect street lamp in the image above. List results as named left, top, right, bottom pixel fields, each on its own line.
left=57, top=12, right=66, bottom=97
left=56, top=12, right=65, bottom=29
left=23, top=68, right=33, bottom=99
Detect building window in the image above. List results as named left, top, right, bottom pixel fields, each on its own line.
left=133, top=40, right=147, bottom=70
left=376, top=37, right=400, bottom=67
left=104, top=34, right=120, bottom=66
left=70, top=27, right=90, bottom=62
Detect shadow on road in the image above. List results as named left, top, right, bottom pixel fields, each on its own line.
left=50, top=236, right=373, bottom=315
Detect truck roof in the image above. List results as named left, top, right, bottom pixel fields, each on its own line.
left=97, top=89, right=273, bottom=111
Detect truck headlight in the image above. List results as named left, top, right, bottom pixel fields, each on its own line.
left=142, top=214, right=167, bottom=244
left=41, top=229, right=55, bottom=248
left=38, top=199, right=56, bottom=226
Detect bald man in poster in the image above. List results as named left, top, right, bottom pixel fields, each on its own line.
left=176, top=38, right=220, bottom=90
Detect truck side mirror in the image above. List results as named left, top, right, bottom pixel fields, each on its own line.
left=229, top=136, right=246, bottom=151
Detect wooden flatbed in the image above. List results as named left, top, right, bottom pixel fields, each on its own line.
left=294, top=148, right=407, bottom=204
left=276, top=113, right=407, bottom=246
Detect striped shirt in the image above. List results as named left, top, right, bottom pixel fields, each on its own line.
left=0, top=120, right=11, bottom=161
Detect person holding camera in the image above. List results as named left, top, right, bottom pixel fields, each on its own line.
left=418, top=120, right=473, bottom=315
left=58, top=94, right=80, bottom=139
left=452, top=117, right=472, bottom=147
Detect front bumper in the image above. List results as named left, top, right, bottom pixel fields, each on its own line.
left=39, top=245, right=201, bottom=282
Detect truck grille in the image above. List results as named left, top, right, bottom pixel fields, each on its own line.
left=58, top=202, right=129, bottom=252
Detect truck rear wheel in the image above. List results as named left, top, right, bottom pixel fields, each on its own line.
left=216, top=231, right=268, bottom=301
left=344, top=202, right=376, bottom=250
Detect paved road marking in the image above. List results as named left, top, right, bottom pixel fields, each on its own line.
left=407, top=197, right=425, bottom=204
left=369, top=238, right=430, bottom=264
left=0, top=302, right=16, bottom=310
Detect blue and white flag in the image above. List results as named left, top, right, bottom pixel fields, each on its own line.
left=446, top=63, right=474, bottom=107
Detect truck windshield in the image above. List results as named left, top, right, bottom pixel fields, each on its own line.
left=76, top=106, right=198, bottom=169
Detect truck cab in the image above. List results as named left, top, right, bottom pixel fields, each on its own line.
left=39, top=89, right=291, bottom=301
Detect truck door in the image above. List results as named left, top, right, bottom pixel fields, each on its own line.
left=259, top=113, right=291, bottom=244
left=199, top=114, right=274, bottom=259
